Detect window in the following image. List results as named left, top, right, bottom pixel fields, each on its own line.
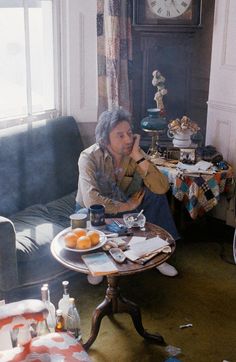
left=0, top=0, right=58, bottom=128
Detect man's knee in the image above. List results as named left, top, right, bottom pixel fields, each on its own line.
left=143, top=189, right=168, bottom=207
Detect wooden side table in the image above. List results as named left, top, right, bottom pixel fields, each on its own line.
left=51, top=221, right=175, bottom=350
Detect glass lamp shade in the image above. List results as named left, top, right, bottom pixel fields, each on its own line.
left=140, top=108, right=167, bottom=158
left=141, top=108, right=167, bottom=131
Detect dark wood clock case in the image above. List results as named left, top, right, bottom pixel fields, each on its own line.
left=132, top=0, right=202, bottom=31
left=131, top=0, right=215, bottom=147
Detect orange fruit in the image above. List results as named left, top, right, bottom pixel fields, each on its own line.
left=76, top=235, right=91, bottom=249
left=72, top=228, right=87, bottom=238
left=87, top=230, right=100, bottom=246
left=64, top=232, right=77, bottom=248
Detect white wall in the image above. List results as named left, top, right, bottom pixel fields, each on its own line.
left=60, top=0, right=97, bottom=123
left=206, top=0, right=236, bottom=225
left=206, top=0, right=236, bottom=170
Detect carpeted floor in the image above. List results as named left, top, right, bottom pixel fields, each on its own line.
left=60, top=218, right=236, bottom=362
left=19, top=217, right=236, bottom=362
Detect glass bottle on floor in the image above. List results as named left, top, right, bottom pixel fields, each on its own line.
left=43, top=283, right=51, bottom=301
left=58, top=280, right=70, bottom=328
left=41, top=286, right=56, bottom=333
left=66, top=297, right=82, bottom=341
left=55, top=309, right=66, bottom=332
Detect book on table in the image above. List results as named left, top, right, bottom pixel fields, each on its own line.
left=81, top=252, right=118, bottom=276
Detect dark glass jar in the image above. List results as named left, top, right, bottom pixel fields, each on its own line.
left=55, top=309, right=66, bottom=332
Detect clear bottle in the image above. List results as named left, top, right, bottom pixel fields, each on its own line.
left=41, top=286, right=56, bottom=333
left=36, top=320, right=50, bottom=336
left=43, top=283, right=50, bottom=301
left=66, top=297, right=82, bottom=341
left=58, top=281, right=70, bottom=328
left=55, top=309, right=66, bottom=332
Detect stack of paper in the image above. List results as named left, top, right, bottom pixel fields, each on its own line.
left=124, top=236, right=171, bottom=264
left=177, top=160, right=214, bottom=174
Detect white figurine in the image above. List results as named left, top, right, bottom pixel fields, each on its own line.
left=152, top=69, right=167, bottom=113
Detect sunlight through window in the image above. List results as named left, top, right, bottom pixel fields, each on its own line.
left=0, top=0, right=55, bottom=124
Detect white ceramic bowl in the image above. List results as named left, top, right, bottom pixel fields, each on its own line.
left=123, top=213, right=146, bottom=228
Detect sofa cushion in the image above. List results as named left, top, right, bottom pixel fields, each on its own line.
left=0, top=116, right=83, bottom=217
left=10, top=192, right=76, bottom=262
left=46, top=191, right=76, bottom=227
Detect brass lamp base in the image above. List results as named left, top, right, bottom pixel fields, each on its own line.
left=143, top=129, right=161, bottom=158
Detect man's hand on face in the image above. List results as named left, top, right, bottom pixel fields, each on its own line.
left=129, top=134, right=142, bottom=161
left=127, top=188, right=145, bottom=211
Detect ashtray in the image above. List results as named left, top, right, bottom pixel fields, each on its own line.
left=123, top=213, right=146, bottom=229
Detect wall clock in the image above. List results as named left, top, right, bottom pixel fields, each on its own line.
left=132, top=0, right=202, bottom=29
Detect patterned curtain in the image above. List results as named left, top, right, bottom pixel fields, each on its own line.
left=97, top=0, right=133, bottom=115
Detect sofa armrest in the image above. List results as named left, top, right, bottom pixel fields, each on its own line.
left=0, top=299, right=48, bottom=330
left=0, top=217, right=18, bottom=294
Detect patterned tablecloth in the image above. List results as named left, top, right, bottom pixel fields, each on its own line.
left=159, top=165, right=234, bottom=219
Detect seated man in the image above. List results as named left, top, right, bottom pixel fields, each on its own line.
left=76, top=108, right=179, bottom=283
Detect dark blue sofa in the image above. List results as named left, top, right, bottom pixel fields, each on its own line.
left=0, top=116, right=84, bottom=300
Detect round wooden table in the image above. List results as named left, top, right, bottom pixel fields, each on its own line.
left=51, top=221, right=176, bottom=350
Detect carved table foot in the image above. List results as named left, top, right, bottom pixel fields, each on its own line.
left=83, top=275, right=165, bottom=350
left=118, top=294, right=165, bottom=345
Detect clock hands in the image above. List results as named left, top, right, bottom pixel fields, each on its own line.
left=171, top=0, right=180, bottom=13
left=148, top=0, right=191, bottom=18
left=161, top=0, right=178, bottom=11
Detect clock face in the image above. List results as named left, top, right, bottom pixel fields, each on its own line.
left=133, top=0, right=201, bottom=28
left=147, top=0, right=192, bottom=19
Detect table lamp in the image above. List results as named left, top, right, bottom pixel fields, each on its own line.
left=141, top=69, right=168, bottom=157
left=141, top=108, right=167, bottom=157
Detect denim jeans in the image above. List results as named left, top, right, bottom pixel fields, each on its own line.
left=75, top=188, right=179, bottom=241
left=135, top=188, right=179, bottom=240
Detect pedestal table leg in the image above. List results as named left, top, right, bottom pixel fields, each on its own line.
left=83, top=275, right=165, bottom=350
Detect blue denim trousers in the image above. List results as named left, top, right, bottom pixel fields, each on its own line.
left=75, top=188, right=179, bottom=241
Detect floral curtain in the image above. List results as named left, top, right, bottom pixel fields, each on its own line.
left=97, top=0, right=133, bottom=115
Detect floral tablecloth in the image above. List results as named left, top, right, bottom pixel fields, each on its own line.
left=159, top=165, right=234, bottom=219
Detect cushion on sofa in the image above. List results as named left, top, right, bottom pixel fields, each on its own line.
left=0, top=117, right=82, bottom=217
left=10, top=192, right=76, bottom=262
left=46, top=191, right=76, bottom=226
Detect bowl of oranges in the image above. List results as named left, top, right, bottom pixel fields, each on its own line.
left=63, top=228, right=107, bottom=252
